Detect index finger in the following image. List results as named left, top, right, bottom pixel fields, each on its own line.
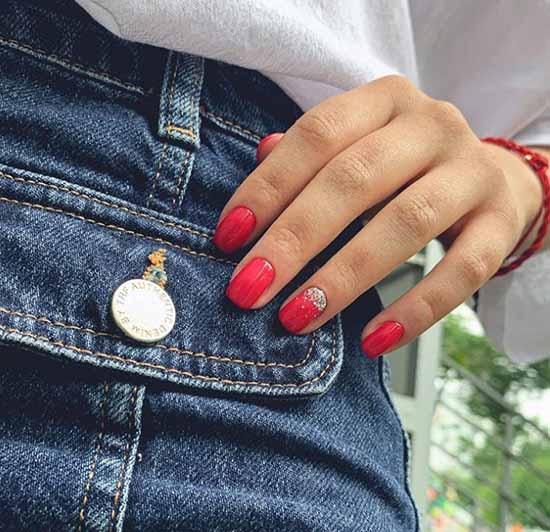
left=212, top=78, right=407, bottom=253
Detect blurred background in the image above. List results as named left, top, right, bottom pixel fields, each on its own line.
left=381, top=241, right=550, bottom=532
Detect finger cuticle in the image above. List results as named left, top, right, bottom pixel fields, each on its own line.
left=361, top=321, right=404, bottom=359
left=256, top=132, right=283, bottom=162
left=225, top=257, right=274, bottom=309
left=279, top=287, right=327, bottom=333
left=213, top=206, right=256, bottom=254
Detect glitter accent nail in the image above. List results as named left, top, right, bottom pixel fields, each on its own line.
left=278, top=286, right=327, bottom=334
left=303, top=287, right=327, bottom=312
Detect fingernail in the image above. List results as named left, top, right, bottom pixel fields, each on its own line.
left=225, top=257, right=275, bottom=309
left=279, top=287, right=327, bottom=333
left=256, top=133, right=283, bottom=162
left=213, top=206, right=256, bottom=254
left=361, top=321, right=404, bottom=359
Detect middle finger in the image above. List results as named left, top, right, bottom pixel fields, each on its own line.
left=225, top=113, right=445, bottom=309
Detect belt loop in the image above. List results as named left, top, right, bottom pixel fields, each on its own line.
left=158, top=51, right=204, bottom=149
left=148, top=52, right=203, bottom=212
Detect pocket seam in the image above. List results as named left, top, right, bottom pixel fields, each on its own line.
left=0, top=323, right=337, bottom=389
left=0, top=167, right=339, bottom=388
left=0, top=195, right=236, bottom=266
left=0, top=306, right=317, bottom=369
left=0, top=170, right=212, bottom=239
left=0, top=35, right=151, bottom=96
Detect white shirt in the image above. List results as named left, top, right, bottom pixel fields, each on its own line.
left=76, top=0, right=550, bottom=363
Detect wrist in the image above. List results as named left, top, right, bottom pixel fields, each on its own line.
left=528, top=146, right=550, bottom=252
left=485, top=142, right=545, bottom=254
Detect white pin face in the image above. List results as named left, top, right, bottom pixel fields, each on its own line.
left=111, top=279, right=176, bottom=343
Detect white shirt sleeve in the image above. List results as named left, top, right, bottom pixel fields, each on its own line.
left=478, top=248, right=550, bottom=364
left=477, top=114, right=550, bottom=364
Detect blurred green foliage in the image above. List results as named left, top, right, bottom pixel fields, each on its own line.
left=436, top=314, right=550, bottom=528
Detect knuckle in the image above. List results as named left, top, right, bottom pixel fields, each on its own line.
left=380, top=74, right=417, bottom=94
left=294, top=110, right=341, bottom=149
left=266, top=223, right=307, bottom=258
left=416, top=290, right=441, bottom=327
left=459, top=250, right=498, bottom=287
left=251, top=169, right=288, bottom=206
left=473, top=149, right=508, bottom=190
left=325, top=149, right=379, bottom=198
left=390, top=192, right=439, bottom=242
left=330, top=255, right=366, bottom=294
left=428, top=99, right=469, bottom=135
left=431, top=99, right=465, bottom=123
left=378, top=75, right=420, bottom=109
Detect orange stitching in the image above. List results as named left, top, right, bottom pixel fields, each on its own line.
left=146, top=54, right=178, bottom=208
left=200, top=107, right=262, bottom=142
left=0, top=170, right=211, bottom=239
left=146, top=143, right=169, bottom=208
left=77, top=383, right=109, bottom=532
left=165, top=54, right=179, bottom=126
left=0, top=36, right=150, bottom=96
left=162, top=55, right=197, bottom=140
left=0, top=324, right=337, bottom=389
left=0, top=307, right=119, bottom=339
left=0, top=195, right=236, bottom=266
left=109, top=385, right=138, bottom=532
left=161, top=338, right=315, bottom=369
left=0, top=306, right=316, bottom=369
left=172, top=150, right=191, bottom=208
left=166, top=125, right=197, bottom=139
left=0, top=173, right=319, bottom=370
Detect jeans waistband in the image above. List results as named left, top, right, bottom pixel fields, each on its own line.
left=0, top=0, right=302, bottom=145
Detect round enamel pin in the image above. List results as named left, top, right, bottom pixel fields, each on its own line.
left=111, top=249, right=176, bottom=343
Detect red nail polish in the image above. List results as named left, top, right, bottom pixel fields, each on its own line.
left=361, top=321, right=404, bottom=359
left=279, top=287, right=327, bottom=333
left=213, top=206, right=256, bottom=254
left=256, top=133, right=283, bottom=162
left=226, top=257, right=274, bottom=309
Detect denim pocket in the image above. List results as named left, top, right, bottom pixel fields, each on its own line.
left=0, top=7, right=166, bottom=210
left=0, top=164, right=344, bottom=397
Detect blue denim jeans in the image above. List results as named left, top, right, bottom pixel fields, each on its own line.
left=0, top=1, right=418, bottom=530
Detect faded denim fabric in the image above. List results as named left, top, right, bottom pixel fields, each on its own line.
left=0, top=1, right=418, bottom=530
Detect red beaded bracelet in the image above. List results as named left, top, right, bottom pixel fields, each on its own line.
left=482, top=137, right=550, bottom=276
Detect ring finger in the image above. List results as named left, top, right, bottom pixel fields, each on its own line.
left=276, top=160, right=491, bottom=333
left=224, top=113, right=445, bottom=309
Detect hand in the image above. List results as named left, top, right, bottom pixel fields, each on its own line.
left=212, top=75, right=543, bottom=358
